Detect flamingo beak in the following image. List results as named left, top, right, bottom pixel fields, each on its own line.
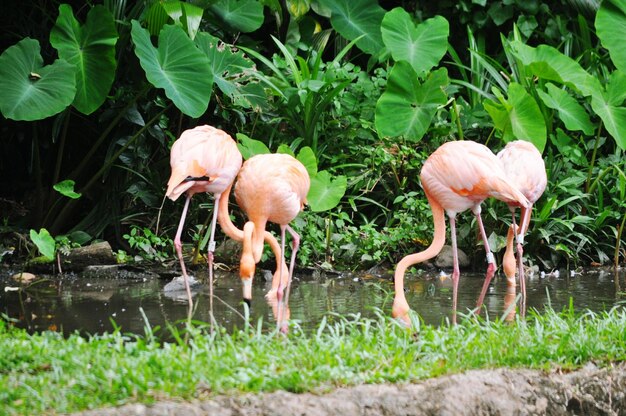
left=183, top=175, right=214, bottom=182
left=242, top=277, right=252, bottom=304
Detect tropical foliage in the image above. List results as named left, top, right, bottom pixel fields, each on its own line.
left=0, top=0, right=624, bottom=270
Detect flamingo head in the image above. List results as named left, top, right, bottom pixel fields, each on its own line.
left=240, top=250, right=256, bottom=303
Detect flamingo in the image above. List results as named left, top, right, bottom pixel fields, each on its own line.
left=165, top=125, right=242, bottom=310
left=392, top=140, right=530, bottom=325
left=217, top=182, right=289, bottom=304
left=233, top=153, right=310, bottom=330
left=492, top=140, right=547, bottom=311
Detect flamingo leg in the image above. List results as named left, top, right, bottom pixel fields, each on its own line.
left=207, top=193, right=221, bottom=329
left=173, top=194, right=194, bottom=310
left=474, top=206, right=496, bottom=311
left=449, top=213, right=460, bottom=325
left=517, top=207, right=532, bottom=316
left=281, top=225, right=300, bottom=332
left=275, top=225, right=288, bottom=332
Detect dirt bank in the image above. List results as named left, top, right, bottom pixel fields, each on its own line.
left=75, top=362, right=626, bottom=415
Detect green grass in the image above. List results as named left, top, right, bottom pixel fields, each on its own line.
left=2, top=305, right=626, bottom=415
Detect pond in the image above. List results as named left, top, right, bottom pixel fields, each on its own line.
left=1, top=265, right=625, bottom=336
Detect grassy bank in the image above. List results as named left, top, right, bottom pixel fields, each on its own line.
left=2, top=305, right=626, bottom=415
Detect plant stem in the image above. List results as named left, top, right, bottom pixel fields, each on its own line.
left=585, top=122, right=602, bottom=194
left=587, top=166, right=613, bottom=195
left=325, top=216, right=332, bottom=263
left=452, top=98, right=463, bottom=140
left=52, top=109, right=71, bottom=186
left=81, top=105, right=171, bottom=194
left=33, top=123, right=43, bottom=226
left=615, top=212, right=626, bottom=268
left=68, top=87, right=149, bottom=182
left=484, top=127, right=495, bottom=147
left=49, top=104, right=170, bottom=232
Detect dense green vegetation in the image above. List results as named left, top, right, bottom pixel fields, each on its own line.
left=2, top=305, right=626, bottom=414
left=1, top=0, right=624, bottom=272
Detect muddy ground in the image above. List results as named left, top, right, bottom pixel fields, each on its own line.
left=75, top=362, right=626, bottom=416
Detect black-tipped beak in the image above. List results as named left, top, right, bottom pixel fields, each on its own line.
left=184, top=175, right=212, bottom=182
left=243, top=298, right=251, bottom=308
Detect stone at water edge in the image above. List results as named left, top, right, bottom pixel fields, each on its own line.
left=163, top=274, right=200, bottom=293
left=435, top=245, right=470, bottom=268
left=11, top=272, right=37, bottom=283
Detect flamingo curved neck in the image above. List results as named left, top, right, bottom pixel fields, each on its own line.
left=217, top=183, right=243, bottom=241
left=393, top=193, right=446, bottom=318
left=503, top=224, right=517, bottom=285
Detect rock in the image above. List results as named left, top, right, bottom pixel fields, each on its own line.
left=163, top=275, right=200, bottom=292
left=214, top=239, right=242, bottom=265
left=435, top=245, right=470, bottom=268
left=163, top=275, right=201, bottom=303
left=81, top=265, right=121, bottom=279
left=11, top=272, right=37, bottom=283
left=61, top=241, right=116, bottom=272
left=72, top=362, right=626, bottom=416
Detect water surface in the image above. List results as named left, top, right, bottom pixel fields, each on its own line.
left=1, top=266, right=624, bottom=336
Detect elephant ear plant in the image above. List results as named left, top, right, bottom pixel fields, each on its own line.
left=0, top=1, right=269, bottom=238
left=0, top=5, right=118, bottom=121
left=375, top=8, right=450, bottom=141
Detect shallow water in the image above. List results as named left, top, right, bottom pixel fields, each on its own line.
left=1, top=265, right=625, bottom=336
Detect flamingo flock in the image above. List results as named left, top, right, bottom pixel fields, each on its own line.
left=166, top=124, right=546, bottom=329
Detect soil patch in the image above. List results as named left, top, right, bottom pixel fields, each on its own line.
left=74, top=362, right=626, bottom=415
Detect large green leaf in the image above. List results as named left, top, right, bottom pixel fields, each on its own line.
left=296, top=146, right=317, bottom=177
left=50, top=4, right=118, bottom=115
left=236, top=133, right=270, bottom=159
left=375, top=63, right=448, bottom=140
left=592, top=98, right=626, bottom=150
left=286, top=0, right=311, bottom=18
left=381, top=8, right=449, bottom=76
left=208, top=0, right=264, bottom=33
left=0, top=38, right=76, bottom=121
left=591, top=72, right=626, bottom=150
left=131, top=21, right=212, bottom=118
left=509, top=41, right=601, bottom=98
left=484, top=83, right=547, bottom=151
left=307, top=171, right=347, bottom=212
left=603, top=70, right=626, bottom=106
left=596, top=0, right=626, bottom=74
left=537, top=83, right=594, bottom=135
left=162, top=1, right=205, bottom=39
left=30, top=228, right=56, bottom=260
left=53, top=179, right=82, bottom=199
left=317, top=0, right=385, bottom=56
left=194, top=32, right=254, bottom=98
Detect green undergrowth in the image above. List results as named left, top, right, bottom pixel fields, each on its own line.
left=2, top=305, right=626, bottom=415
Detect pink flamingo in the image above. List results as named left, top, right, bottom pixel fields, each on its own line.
left=165, top=125, right=242, bottom=310
left=392, top=141, right=530, bottom=325
left=494, top=140, right=547, bottom=311
left=234, top=153, right=310, bottom=330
